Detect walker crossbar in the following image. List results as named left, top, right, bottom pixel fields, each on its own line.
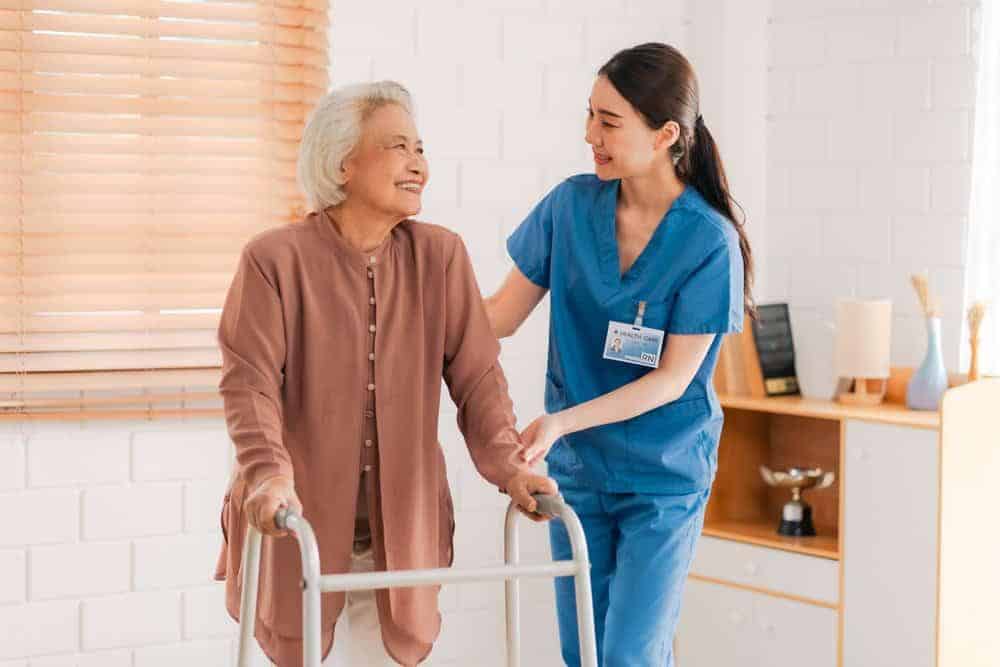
left=235, top=493, right=597, bottom=667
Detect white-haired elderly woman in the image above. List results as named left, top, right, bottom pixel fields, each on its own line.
left=213, top=81, right=558, bottom=667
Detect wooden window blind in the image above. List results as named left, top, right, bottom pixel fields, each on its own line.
left=0, top=0, right=329, bottom=419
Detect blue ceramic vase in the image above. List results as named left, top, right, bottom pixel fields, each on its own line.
left=906, top=316, right=948, bottom=411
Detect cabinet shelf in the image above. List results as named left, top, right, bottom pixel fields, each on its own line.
left=702, top=518, right=839, bottom=560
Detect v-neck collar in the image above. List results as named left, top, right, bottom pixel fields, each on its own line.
left=593, top=178, right=691, bottom=288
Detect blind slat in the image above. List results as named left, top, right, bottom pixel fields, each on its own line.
left=0, top=51, right=327, bottom=85
left=4, top=11, right=328, bottom=45
left=0, top=366, right=221, bottom=393
left=1, top=293, right=230, bottom=311
left=0, top=311, right=221, bottom=334
left=0, top=329, right=218, bottom=354
left=1, top=347, right=222, bottom=373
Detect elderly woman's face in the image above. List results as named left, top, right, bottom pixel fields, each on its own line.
left=342, top=103, right=428, bottom=219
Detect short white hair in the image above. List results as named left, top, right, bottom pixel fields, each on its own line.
left=297, top=80, right=414, bottom=212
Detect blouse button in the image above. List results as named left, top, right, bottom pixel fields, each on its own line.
left=369, top=297, right=375, bottom=304
left=367, top=271, right=373, bottom=279
left=369, top=256, right=377, bottom=264
left=363, top=464, right=373, bottom=472
left=369, top=324, right=376, bottom=332
left=364, top=410, right=374, bottom=419
left=369, top=353, right=375, bottom=361
left=365, top=439, right=373, bottom=447
left=367, top=383, right=375, bottom=391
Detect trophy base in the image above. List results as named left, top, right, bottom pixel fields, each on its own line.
left=778, top=504, right=816, bottom=537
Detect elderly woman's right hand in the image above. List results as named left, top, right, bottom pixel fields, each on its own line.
left=243, top=475, right=303, bottom=538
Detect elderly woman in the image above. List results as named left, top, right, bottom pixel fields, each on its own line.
left=213, top=81, right=557, bottom=667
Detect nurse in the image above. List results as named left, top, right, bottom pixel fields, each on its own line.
left=485, top=43, right=754, bottom=666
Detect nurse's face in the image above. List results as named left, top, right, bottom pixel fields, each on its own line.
left=585, top=75, right=677, bottom=180
left=341, top=103, right=429, bottom=219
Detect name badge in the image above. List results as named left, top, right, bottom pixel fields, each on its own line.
left=602, top=300, right=665, bottom=369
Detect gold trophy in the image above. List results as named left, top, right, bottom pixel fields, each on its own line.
left=759, top=465, right=835, bottom=537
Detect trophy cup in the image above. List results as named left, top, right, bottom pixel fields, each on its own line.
left=759, top=465, right=835, bottom=537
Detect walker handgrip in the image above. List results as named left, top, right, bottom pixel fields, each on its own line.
left=531, top=492, right=565, bottom=516
left=274, top=507, right=291, bottom=530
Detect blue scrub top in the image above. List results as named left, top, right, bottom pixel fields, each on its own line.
left=506, top=174, right=744, bottom=495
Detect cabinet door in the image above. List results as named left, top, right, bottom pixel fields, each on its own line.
left=750, top=592, right=838, bottom=667
left=678, top=578, right=838, bottom=667
left=677, top=578, right=752, bottom=666
left=843, top=420, right=938, bottom=667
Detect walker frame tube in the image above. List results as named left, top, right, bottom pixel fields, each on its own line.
left=234, top=493, right=597, bottom=667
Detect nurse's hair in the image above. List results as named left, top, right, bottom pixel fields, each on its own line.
left=600, top=43, right=756, bottom=318
left=297, top=80, right=414, bottom=212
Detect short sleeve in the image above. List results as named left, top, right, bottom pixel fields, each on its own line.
left=668, top=231, right=744, bottom=335
left=505, top=184, right=558, bottom=289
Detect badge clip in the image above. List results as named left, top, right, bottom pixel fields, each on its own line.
left=634, top=300, right=646, bottom=327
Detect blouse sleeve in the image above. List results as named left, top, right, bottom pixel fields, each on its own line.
left=442, top=233, right=531, bottom=490
left=217, top=245, right=294, bottom=494
left=505, top=184, right=558, bottom=289
left=668, top=230, right=745, bottom=335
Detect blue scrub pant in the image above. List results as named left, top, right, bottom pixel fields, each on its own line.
left=548, top=478, right=709, bottom=667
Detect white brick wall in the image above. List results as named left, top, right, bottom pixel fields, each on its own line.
left=765, top=0, right=980, bottom=398
left=2, top=2, right=695, bottom=665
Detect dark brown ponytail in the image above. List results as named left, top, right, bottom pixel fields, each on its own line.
left=599, top=43, right=756, bottom=319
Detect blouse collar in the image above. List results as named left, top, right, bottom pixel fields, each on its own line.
left=314, top=206, right=397, bottom=268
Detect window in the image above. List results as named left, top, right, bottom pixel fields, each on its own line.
left=1, top=1, right=329, bottom=417
left=964, top=0, right=999, bottom=377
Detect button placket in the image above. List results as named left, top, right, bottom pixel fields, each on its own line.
left=355, top=258, right=380, bottom=550
left=363, top=261, right=379, bottom=470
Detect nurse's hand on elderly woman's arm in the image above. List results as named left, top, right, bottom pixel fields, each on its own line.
left=519, top=332, right=717, bottom=466
left=243, top=474, right=303, bottom=538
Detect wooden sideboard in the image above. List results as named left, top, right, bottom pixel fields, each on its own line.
left=676, top=379, right=1000, bottom=667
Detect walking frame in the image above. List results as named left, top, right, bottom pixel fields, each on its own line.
left=235, top=493, right=598, bottom=667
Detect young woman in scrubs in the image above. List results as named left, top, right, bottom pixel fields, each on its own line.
left=485, top=43, right=755, bottom=666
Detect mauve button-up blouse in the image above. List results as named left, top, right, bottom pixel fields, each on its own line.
left=213, top=209, right=529, bottom=666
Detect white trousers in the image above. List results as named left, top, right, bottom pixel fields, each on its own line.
left=254, top=547, right=399, bottom=666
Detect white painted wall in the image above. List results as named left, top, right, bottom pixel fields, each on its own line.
left=764, top=0, right=980, bottom=397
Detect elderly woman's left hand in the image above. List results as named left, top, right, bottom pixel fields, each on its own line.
left=505, top=471, right=559, bottom=523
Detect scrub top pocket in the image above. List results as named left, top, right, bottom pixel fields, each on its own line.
left=544, top=370, right=566, bottom=414
left=624, top=396, right=713, bottom=483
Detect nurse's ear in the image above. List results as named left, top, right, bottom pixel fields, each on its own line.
left=653, top=120, right=681, bottom=153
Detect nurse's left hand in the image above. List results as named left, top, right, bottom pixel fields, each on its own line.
left=519, top=413, right=567, bottom=466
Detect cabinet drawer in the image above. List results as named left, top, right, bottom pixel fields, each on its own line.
left=690, top=536, right=839, bottom=605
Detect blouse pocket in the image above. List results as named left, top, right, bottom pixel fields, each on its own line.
left=438, top=470, right=456, bottom=568
left=215, top=475, right=248, bottom=581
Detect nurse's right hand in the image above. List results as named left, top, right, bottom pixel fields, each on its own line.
left=243, top=475, right=303, bottom=538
